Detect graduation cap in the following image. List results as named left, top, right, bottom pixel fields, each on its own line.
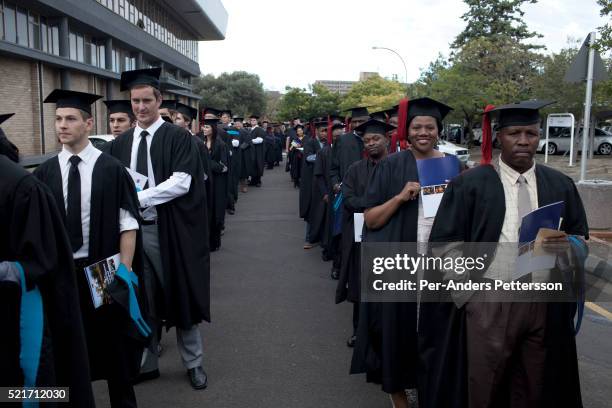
left=120, top=68, right=161, bottom=91
left=369, top=110, right=388, bottom=121
left=315, top=121, right=329, bottom=128
left=294, top=124, right=305, bottom=130
left=0, top=113, right=15, bottom=126
left=221, top=109, right=233, bottom=117
left=353, top=119, right=396, bottom=135
left=103, top=100, right=133, bottom=115
left=44, top=89, right=102, bottom=115
left=160, top=100, right=178, bottom=111
left=233, top=116, right=244, bottom=122
left=385, top=105, right=399, bottom=117
left=345, top=106, right=370, bottom=119
left=203, top=118, right=219, bottom=126
left=203, top=107, right=222, bottom=118
left=176, top=103, right=198, bottom=121
left=249, top=114, right=260, bottom=120
left=331, top=122, right=345, bottom=131
left=407, top=97, right=453, bottom=122
left=487, top=100, right=554, bottom=130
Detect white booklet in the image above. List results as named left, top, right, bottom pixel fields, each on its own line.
left=126, top=167, right=148, bottom=192
left=83, top=254, right=120, bottom=309
left=354, top=213, right=364, bottom=243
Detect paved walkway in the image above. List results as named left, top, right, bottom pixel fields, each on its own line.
left=93, top=164, right=387, bottom=407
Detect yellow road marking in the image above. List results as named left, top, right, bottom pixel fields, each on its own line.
left=585, top=302, right=612, bottom=321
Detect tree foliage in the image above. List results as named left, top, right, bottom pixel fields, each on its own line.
left=597, top=0, right=612, bottom=52
left=340, top=75, right=406, bottom=113
left=452, top=0, right=543, bottom=50
left=192, top=71, right=266, bottom=117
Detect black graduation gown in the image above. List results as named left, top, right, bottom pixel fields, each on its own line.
left=0, top=129, right=19, bottom=162
left=419, top=164, right=589, bottom=408
left=264, top=133, right=277, bottom=167
left=335, top=158, right=376, bottom=304
left=105, top=122, right=211, bottom=329
left=250, top=126, right=266, bottom=178
left=228, top=130, right=242, bottom=203
left=288, top=137, right=304, bottom=185
left=34, top=153, right=147, bottom=383
left=239, top=128, right=254, bottom=180
left=311, top=144, right=332, bottom=247
left=194, top=133, right=215, bottom=229
left=350, top=150, right=424, bottom=393
left=0, top=156, right=94, bottom=407
left=299, top=136, right=321, bottom=220
left=330, top=131, right=364, bottom=186
left=208, top=136, right=230, bottom=226
left=275, top=132, right=284, bottom=163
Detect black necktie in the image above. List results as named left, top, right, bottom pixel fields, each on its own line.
left=67, top=155, right=83, bottom=252
left=136, top=130, right=149, bottom=190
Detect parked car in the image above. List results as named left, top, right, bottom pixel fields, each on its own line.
left=436, top=139, right=470, bottom=164
left=88, top=134, right=114, bottom=150
left=538, top=127, right=612, bottom=155
left=601, top=125, right=612, bottom=134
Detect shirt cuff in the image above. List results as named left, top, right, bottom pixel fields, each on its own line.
left=119, top=209, right=139, bottom=232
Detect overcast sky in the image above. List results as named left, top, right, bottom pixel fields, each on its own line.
left=198, top=0, right=608, bottom=92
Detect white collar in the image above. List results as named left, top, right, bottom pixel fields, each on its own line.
left=135, top=115, right=165, bottom=137
left=58, top=141, right=97, bottom=166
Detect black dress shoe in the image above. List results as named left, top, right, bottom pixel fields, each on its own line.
left=331, top=268, right=340, bottom=280
left=346, top=335, right=356, bottom=348
left=133, top=369, right=160, bottom=385
left=227, top=208, right=235, bottom=215
left=188, top=367, right=208, bottom=390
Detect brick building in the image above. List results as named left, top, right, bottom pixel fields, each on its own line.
left=0, top=0, right=227, bottom=157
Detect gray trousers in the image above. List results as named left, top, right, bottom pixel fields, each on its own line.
left=141, top=224, right=203, bottom=372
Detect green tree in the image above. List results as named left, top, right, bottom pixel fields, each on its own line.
left=340, top=75, right=405, bottom=113
left=306, top=84, right=343, bottom=119
left=276, top=87, right=311, bottom=120
left=597, top=0, right=612, bottom=51
left=452, top=0, right=543, bottom=51
left=192, top=71, right=266, bottom=116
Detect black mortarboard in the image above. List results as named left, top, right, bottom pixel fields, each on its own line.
left=221, top=109, right=233, bottom=117
left=44, top=89, right=102, bottom=115
left=315, top=121, right=328, bottom=128
left=249, top=114, right=260, bottom=119
left=345, top=106, right=370, bottom=119
left=233, top=116, right=244, bottom=121
left=0, top=113, right=15, bottom=126
left=331, top=122, right=345, bottom=131
left=488, top=100, right=554, bottom=130
left=294, top=124, right=305, bottom=130
left=407, top=97, right=453, bottom=122
left=103, top=100, right=133, bottom=115
left=385, top=105, right=399, bottom=117
left=369, top=110, right=388, bottom=121
left=176, top=103, right=198, bottom=121
left=203, top=118, right=219, bottom=126
left=160, top=100, right=178, bottom=110
left=203, top=107, right=222, bottom=117
left=120, top=68, right=161, bottom=91
left=353, top=119, right=396, bottom=135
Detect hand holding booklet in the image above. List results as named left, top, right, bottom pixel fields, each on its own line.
left=84, top=254, right=120, bottom=308
left=416, top=155, right=460, bottom=218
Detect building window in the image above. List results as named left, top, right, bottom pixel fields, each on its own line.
left=4, top=3, right=16, bottom=43
left=97, top=42, right=106, bottom=68
left=50, top=25, right=59, bottom=55
left=69, top=31, right=76, bottom=60
left=40, top=18, right=48, bottom=52
left=76, top=33, right=84, bottom=62
left=16, top=6, right=27, bottom=46
left=28, top=12, right=40, bottom=50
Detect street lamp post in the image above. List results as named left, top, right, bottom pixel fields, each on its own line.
left=372, top=46, right=408, bottom=93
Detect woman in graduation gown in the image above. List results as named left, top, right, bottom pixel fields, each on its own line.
left=350, top=99, right=458, bottom=408
left=203, top=118, right=229, bottom=251
left=0, top=144, right=94, bottom=407
left=288, top=125, right=305, bottom=188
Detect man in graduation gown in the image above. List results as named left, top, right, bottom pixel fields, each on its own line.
left=159, top=99, right=178, bottom=123
left=105, top=68, right=210, bottom=390
left=0, top=116, right=95, bottom=407
left=330, top=107, right=370, bottom=195
left=248, top=114, right=266, bottom=187
left=105, top=100, right=136, bottom=137
left=233, top=116, right=254, bottom=193
left=174, top=102, right=198, bottom=135
left=34, top=90, right=146, bottom=407
left=226, top=126, right=243, bottom=212
left=300, top=121, right=325, bottom=249
left=313, top=121, right=336, bottom=266
left=335, top=122, right=388, bottom=348
left=420, top=101, right=589, bottom=408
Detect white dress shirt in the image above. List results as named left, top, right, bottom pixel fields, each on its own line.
left=58, top=142, right=138, bottom=259
left=498, top=158, right=538, bottom=242
left=131, top=116, right=192, bottom=220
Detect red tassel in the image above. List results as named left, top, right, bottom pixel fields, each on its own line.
left=480, top=104, right=496, bottom=165
left=397, top=98, right=409, bottom=152
left=327, top=115, right=333, bottom=145
left=346, top=115, right=352, bottom=133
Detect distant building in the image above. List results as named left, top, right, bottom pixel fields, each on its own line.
left=314, top=72, right=381, bottom=96
left=0, top=0, right=227, bottom=157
